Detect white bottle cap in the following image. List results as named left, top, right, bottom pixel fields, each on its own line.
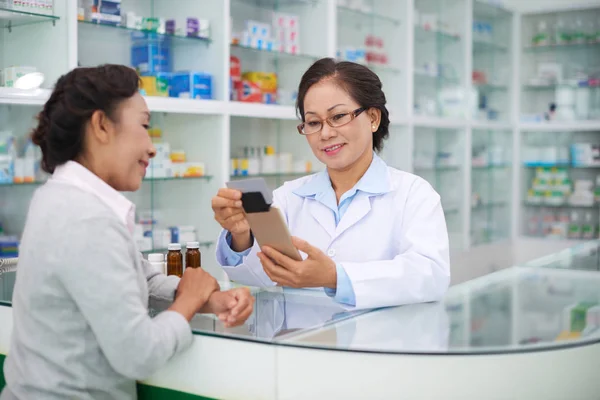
left=147, top=253, right=164, bottom=262
left=168, top=243, right=182, bottom=251
left=186, top=241, right=200, bottom=249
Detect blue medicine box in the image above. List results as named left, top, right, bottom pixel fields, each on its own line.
left=169, top=71, right=213, bottom=99
left=130, top=32, right=172, bottom=76
left=0, top=237, right=19, bottom=258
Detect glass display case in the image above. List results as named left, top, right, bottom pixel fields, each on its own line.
left=471, top=128, right=512, bottom=245
left=520, top=129, right=600, bottom=241
left=471, top=0, right=512, bottom=123
left=413, top=127, right=465, bottom=250
left=520, top=7, right=600, bottom=124
left=413, top=0, right=467, bottom=119
left=336, top=0, right=405, bottom=117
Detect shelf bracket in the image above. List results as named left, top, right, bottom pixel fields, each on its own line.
left=7, top=20, right=11, bottom=33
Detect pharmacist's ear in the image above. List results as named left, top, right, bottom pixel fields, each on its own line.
left=367, top=107, right=381, bottom=130
left=88, top=110, right=114, bottom=145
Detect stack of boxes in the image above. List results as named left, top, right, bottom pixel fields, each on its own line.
left=236, top=12, right=300, bottom=55
left=146, top=128, right=205, bottom=179
left=337, top=35, right=389, bottom=67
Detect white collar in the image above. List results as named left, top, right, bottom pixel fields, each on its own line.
left=51, top=161, right=135, bottom=234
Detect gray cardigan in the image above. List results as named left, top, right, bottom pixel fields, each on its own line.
left=1, top=182, right=192, bottom=400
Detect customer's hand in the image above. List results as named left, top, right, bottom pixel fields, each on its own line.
left=211, top=188, right=252, bottom=251
left=169, top=267, right=220, bottom=321
left=257, top=237, right=337, bottom=289
left=202, top=288, right=255, bottom=328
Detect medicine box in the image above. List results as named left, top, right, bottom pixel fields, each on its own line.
left=91, top=0, right=122, bottom=25
left=131, top=32, right=172, bottom=76
left=571, top=143, right=600, bottom=167
left=169, top=71, right=213, bottom=100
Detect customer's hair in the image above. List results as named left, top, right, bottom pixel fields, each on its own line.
left=31, top=64, right=140, bottom=173
left=296, top=57, right=390, bottom=152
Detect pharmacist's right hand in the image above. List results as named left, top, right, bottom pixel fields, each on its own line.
left=171, top=268, right=220, bottom=321
left=211, top=188, right=250, bottom=236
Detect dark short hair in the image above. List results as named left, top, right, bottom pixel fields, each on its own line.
left=296, top=57, right=390, bottom=152
left=31, top=64, right=140, bottom=173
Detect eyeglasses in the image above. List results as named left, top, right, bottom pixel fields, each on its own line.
left=297, top=107, right=366, bottom=135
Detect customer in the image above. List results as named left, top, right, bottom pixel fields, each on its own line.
left=0, top=65, right=254, bottom=400
left=212, top=58, right=450, bottom=310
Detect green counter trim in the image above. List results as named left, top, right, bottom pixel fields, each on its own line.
left=0, top=354, right=216, bottom=400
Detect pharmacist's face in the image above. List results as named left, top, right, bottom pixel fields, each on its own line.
left=302, top=79, right=373, bottom=171
left=106, top=93, right=155, bottom=191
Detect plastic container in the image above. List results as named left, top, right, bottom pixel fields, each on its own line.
left=148, top=253, right=165, bottom=274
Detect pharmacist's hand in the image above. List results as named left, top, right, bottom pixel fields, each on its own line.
left=258, top=237, right=337, bottom=289
left=212, top=188, right=250, bottom=236
left=203, top=288, right=255, bottom=328
left=171, top=268, right=220, bottom=321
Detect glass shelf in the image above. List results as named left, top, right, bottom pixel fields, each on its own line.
left=472, top=164, right=510, bottom=170
left=523, top=202, right=597, bottom=209
left=414, top=165, right=461, bottom=171
left=364, top=63, right=401, bottom=75
left=229, top=172, right=311, bottom=180
left=414, top=71, right=460, bottom=85
left=141, top=242, right=214, bottom=255
left=472, top=201, right=509, bottom=210
left=415, top=26, right=461, bottom=43
left=473, top=40, right=508, bottom=53
left=473, top=0, right=512, bottom=19
left=522, top=84, right=557, bottom=91
left=143, top=176, right=213, bottom=183
left=337, top=5, right=401, bottom=26
left=474, top=83, right=508, bottom=92
left=444, top=207, right=460, bottom=215
left=0, top=180, right=44, bottom=188
left=233, top=0, right=319, bottom=9
left=523, top=164, right=600, bottom=169
left=230, top=43, right=319, bottom=62
left=78, top=20, right=212, bottom=46
left=0, top=7, right=58, bottom=30
left=524, top=42, right=600, bottom=53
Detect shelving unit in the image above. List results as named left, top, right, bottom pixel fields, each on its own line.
left=1, top=0, right=600, bottom=274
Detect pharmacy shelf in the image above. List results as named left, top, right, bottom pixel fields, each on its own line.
left=78, top=20, right=212, bottom=45
left=523, top=164, right=600, bottom=169
left=472, top=164, right=511, bottom=170
left=0, top=87, right=50, bottom=106
left=414, top=70, right=461, bottom=85
left=473, top=40, right=508, bottom=53
left=229, top=172, right=311, bottom=180
left=471, top=121, right=512, bottom=130
left=230, top=43, right=319, bottom=63
left=518, top=121, right=600, bottom=132
left=144, top=97, right=226, bottom=115
left=472, top=201, right=510, bottom=210
left=414, top=26, right=461, bottom=43
left=143, top=176, right=213, bottom=183
left=228, top=102, right=297, bottom=120
left=414, top=165, right=462, bottom=171
left=522, top=202, right=598, bottom=209
left=336, top=5, right=401, bottom=26
left=0, top=6, right=58, bottom=30
left=412, top=116, right=466, bottom=129
left=0, top=181, right=45, bottom=187
left=523, top=42, right=600, bottom=53
left=141, top=241, right=214, bottom=255
left=474, top=83, right=509, bottom=92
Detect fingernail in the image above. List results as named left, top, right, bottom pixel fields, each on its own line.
left=235, top=201, right=242, bottom=207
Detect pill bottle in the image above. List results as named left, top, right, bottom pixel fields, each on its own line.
left=166, top=243, right=183, bottom=277
left=185, top=241, right=201, bottom=269
left=148, top=253, right=165, bottom=274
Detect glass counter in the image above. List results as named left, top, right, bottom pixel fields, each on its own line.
left=1, top=241, right=599, bottom=399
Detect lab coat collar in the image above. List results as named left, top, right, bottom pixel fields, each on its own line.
left=293, top=152, right=391, bottom=199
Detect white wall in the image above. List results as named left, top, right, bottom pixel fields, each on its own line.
left=501, top=0, right=600, bottom=13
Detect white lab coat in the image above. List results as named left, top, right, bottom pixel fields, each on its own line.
left=218, top=165, right=450, bottom=310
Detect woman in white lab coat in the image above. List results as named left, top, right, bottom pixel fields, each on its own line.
left=212, top=58, right=450, bottom=309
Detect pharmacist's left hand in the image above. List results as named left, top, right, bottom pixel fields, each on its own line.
left=258, top=237, right=337, bottom=289
left=205, top=288, right=255, bottom=328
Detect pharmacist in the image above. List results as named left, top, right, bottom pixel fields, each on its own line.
left=1, top=65, right=254, bottom=400
left=212, top=58, right=450, bottom=310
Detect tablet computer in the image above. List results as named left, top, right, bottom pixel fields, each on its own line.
left=226, top=178, right=302, bottom=261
